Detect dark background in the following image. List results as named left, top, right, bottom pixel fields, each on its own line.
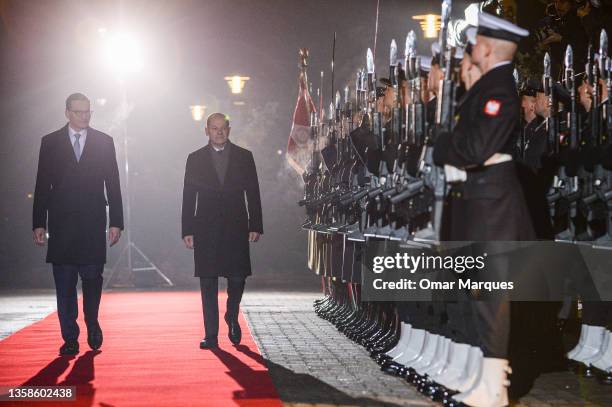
left=0, top=0, right=542, bottom=289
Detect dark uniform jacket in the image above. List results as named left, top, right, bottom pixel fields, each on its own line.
left=181, top=142, right=263, bottom=278
left=33, top=124, right=124, bottom=264
left=433, top=63, right=535, bottom=241
left=515, top=116, right=555, bottom=239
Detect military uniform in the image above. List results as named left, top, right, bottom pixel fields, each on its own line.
left=515, top=116, right=555, bottom=239
left=433, top=52, right=535, bottom=360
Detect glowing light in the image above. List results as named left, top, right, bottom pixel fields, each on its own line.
left=224, top=76, right=250, bottom=94
left=190, top=105, right=206, bottom=121
left=101, top=31, right=144, bottom=75
left=97, top=98, right=107, bottom=106
left=412, top=14, right=441, bottom=39
left=277, top=149, right=283, bottom=155
left=27, top=193, right=33, bottom=199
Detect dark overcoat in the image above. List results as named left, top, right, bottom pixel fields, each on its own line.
left=32, top=124, right=124, bottom=264
left=181, top=142, right=263, bottom=278
left=434, top=63, right=535, bottom=241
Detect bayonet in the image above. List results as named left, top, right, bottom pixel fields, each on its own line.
left=564, top=45, right=578, bottom=149
left=367, top=48, right=375, bottom=74
left=438, top=0, right=452, bottom=71
left=390, top=39, right=398, bottom=85
left=405, top=31, right=416, bottom=79
left=600, top=29, right=608, bottom=77
left=513, top=68, right=519, bottom=86
left=564, top=44, right=573, bottom=71
left=367, top=48, right=375, bottom=111
left=543, top=52, right=558, bottom=153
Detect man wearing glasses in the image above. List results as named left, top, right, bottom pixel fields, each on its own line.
left=32, top=93, right=123, bottom=355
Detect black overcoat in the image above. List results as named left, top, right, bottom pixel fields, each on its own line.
left=32, top=124, right=124, bottom=264
left=434, top=64, right=535, bottom=241
left=181, top=142, right=263, bottom=278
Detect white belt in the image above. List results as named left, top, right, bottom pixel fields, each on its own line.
left=483, top=153, right=512, bottom=166
left=444, top=154, right=513, bottom=184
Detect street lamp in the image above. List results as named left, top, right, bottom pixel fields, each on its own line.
left=224, top=75, right=250, bottom=94
left=190, top=105, right=207, bottom=122
left=412, top=14, right=441, bottom=39
left=98, top=28, right=173, bottom=288
left=99, top=29, right=144, bottom=75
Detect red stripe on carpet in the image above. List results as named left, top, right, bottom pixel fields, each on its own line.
left=0, top=292, right=282, bottom=407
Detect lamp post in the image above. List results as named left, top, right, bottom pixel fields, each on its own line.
left=99, top=29, right=173, bottom=288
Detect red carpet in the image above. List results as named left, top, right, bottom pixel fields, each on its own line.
left=0, top=292, right=282, bottom=407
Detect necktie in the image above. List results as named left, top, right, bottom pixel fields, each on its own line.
left=73, top=133, right=82, bottom=162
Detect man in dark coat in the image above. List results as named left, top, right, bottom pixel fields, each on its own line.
left=182, top=112, right=263, bottom=350
left=33, top=92, right=123, bottom=356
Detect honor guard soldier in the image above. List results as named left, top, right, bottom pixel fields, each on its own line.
left=433, top=12, right=533, bottom=407
left=516, top=79, right=555, bottom=239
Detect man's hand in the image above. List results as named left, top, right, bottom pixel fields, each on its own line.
left=108, top=227, right=122, bottom=247
left=33, top=228, right=46, bottom=246
left=183, top=235, right=194, bottom=249
left=249, top=232, right=261, bottom=242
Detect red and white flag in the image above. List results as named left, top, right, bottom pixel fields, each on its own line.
left=286, top=73, right=317, bottom=175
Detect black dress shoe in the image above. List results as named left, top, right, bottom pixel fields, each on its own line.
left=200, top=338, right=218, bottom=349
left=87, top=324, right=103, bottom=350
left=59, top=341, right=79, bottom=356
left=225, top=315, right=241, bottom=345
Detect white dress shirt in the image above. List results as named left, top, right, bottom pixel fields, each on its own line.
left=211, top=142, right=227, bottom=152
left=68, top=126, right=88, bottom=157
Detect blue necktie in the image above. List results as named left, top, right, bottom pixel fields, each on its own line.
left=73, top=133, right=82, bottom=162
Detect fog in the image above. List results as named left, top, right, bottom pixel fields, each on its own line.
left=0, top=0, right=492, bottom=288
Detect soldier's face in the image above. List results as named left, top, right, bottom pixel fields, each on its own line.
left=578, top=81, right=593, bottom=112
left=206, top=116, right=230, bottom=146
left=400, top=79, right=410, bottom=105
left=427, top=65, right=443, bottom=96
left=460, top=56, right=472, bottom=87
left=535, top=92, right=550, bottom=118
left=460, top=56, right=482, bottom=90
left=383, top=86, right=395, bottom=109
left=521, top=95, right=536, bottom=117
left=420, top=77, right=429, bottom=102
left=554, top=0, right=571, bottom=16
left=470, top=37, right=489, bottom=69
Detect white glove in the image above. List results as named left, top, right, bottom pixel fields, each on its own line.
left=444, top=165, right=467, bottom=183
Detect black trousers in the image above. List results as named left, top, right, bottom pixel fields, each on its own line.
left=582, top=302, right=612, bottom=327
left=199, top=277, right=246, bottom=340
left=52, top=264, right=103, bottom=342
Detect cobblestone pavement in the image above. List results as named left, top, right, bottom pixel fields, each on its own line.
left=0, top=290, right=57, bottom=340
left=242, top=292, right=612, bottom=407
